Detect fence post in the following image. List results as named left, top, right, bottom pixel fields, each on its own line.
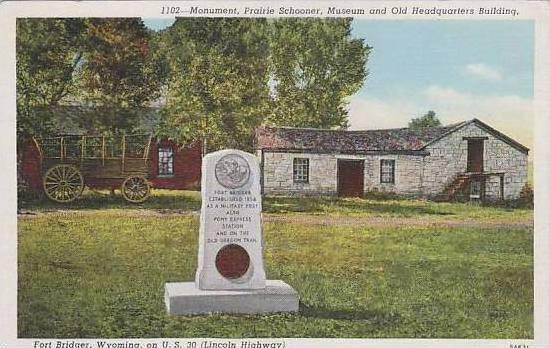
left=60, top=137, right=64, bottom=160
left=121, top=135, right=126, bottom=173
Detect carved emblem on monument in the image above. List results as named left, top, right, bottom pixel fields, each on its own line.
left=214, top=154, right=250, bottom=189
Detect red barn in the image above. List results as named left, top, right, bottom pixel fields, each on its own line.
left=148, top=138, right=201, bottom=190
left=18, top=106, right=202, bottom=199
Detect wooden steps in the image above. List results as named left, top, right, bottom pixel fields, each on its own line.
left=434, top=174, right=471, bottom=202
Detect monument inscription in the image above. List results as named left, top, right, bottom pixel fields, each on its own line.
left=196, top=150, right=266, bottom=290
left=165, top=149, right=298, bottom=315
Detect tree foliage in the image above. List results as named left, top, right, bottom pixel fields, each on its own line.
left=159, top=18, right=370, bottom=150
left=16, top=18, right=165, bottom=137
left=17, top=18, right=370, bottom=151
left=77, top=18, right=167, bottom=134
left=268, top=18, right=370, bottom=129
left=16, top=18, right=86, bottom=137
left=79, top=18, right=165, bottom=108
left=408, top=110, right=441, bottom=129
left=159, top=18, right=271, bottom=151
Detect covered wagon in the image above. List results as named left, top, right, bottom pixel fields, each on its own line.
left=32, top=134, right=154, bottom=203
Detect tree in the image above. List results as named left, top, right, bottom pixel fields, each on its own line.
left=77, top=18, right=167, bottom=134
left=408, top=110, right=441, bottom=129
left=16, top=18, right=166, bottom=137
left=159, top=18, right=271, bottom=151
left=268, top=18, right=370, bottom=129
left=158, top=18, right=370, bottom=151
left=79, top=19, right=164, bottom=107
left=16, top=18, right=86, bottom=138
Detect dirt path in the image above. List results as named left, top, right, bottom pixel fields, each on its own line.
left=264, top=214, right=533, bottom=228
left=17, top=209, right=533, bottom=228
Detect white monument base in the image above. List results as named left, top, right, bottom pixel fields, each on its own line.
left=165, top=280, right=299, bottom=315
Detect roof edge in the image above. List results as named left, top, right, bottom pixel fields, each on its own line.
left=421, top=118, right=529, bottom=154
left=258, top=148, right=430, bottom=156
left=418, top=120, right=471, bottom=149
left=258, top=124, right=436, bottom=134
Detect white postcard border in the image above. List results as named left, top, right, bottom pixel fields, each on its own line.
left=1, top=1, right=548, bottom=347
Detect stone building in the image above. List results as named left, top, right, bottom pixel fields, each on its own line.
left=255, top=119, right=529, bottom=201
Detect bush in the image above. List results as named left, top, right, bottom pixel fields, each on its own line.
left=518, top=183, right=534, bottom=208
left=481, top=183, right=534, bottom=209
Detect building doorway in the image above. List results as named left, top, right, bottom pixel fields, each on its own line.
left=337, top=159, right=364, bottom=197
left=467, top=139, right=484, bottom=173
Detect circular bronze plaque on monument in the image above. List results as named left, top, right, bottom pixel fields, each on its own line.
left=214, top=154, right=250, bottom=189
left=215, top=244, right=250, bottom=280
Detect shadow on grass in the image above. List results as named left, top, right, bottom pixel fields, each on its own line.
left=20, top=189, right=531, bottom=216
left=263, top=196, right=456, bottom=217
left=19, top=189, right=201, bottom=212
left=299, top=302, right=401, bottom=324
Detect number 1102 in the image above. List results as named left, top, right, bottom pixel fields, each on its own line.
left=161, top=6, right=181, bottom=14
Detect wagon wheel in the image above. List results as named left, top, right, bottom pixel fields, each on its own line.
left=121, top=176, right=151, bottom=203
left=42, top=164, right=84, bottom=203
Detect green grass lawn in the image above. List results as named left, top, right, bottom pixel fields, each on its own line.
left=18, top=190, right=533, bottom=338
left=21, top=188, right=532, bottom=222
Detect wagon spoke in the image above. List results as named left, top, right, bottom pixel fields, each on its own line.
left=48, top=168, right=61, bottom=181
left=68, top=176, right=81, bottom=183
left=53, top=167, right=62, bottom=180
left=43, top=164, right=83, bottom=203
left=66, top=170, right=79, bottom=181
left=46, top=185, right=60, bottom=196
left=121, top=176, right=150, bottom=203
left=46, top=188, right=59, bottom=197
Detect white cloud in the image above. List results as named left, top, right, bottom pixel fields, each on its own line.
left=347, top=97, right=418, bottom=130
left=347, top=86, right=533, bottom=149
left=464, top=63, right=502, bottom=81
left=425, top=85, right=533, bottom=147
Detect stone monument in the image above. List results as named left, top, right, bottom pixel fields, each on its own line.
left=165, top=149, right=299, bottom=315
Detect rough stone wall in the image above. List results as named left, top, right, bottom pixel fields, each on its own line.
left=363, top=154, right=424, bottom=195
left=260, top=122, right=528, bottom=199
left=260, top=151, right=424, bottom=196
left=484, top=175, right=502, bottom=200
left=261, top=152, right=338, bottom=196
left=423, top=123, right=528, bottom=199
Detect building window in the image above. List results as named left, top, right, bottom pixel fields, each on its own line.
left=470, top=179, right=482, bottom=200
left=380, top=159, right=395, bottom=184
left=293, top=158, right=309, bottom=183
left=158, top=147, right=174, bottom=176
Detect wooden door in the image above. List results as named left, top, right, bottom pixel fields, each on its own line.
left=337, top=160, right=364, bottom=197
left=467, top=140, right=484, bottom=173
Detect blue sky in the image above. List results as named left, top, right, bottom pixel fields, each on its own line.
left=353, top=20, right=533, bottom=99
left=143, top=18, right=534, bottom=147
left=348, top=19, right=533, bottom=148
